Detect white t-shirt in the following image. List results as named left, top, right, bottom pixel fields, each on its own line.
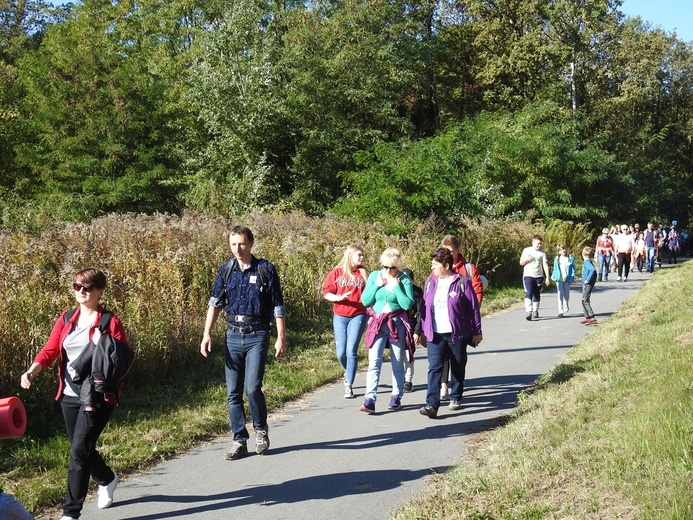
left=62, top=325, right=91, bottom=397
left=558, top=255, right=571, bottom=282
left=521, top=247, right=548, bottom=278
left=432, top=276, right=454, bottom=334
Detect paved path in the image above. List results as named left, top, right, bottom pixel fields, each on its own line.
left=48, top=269, right=654, bottom=520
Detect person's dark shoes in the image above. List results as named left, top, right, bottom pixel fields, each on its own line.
left=359, top=397, right=375, bottom=414
left=525, top=312, right=532, bottom=321
left=448, top=400, right=463, bottom=411
left=419, top=405, right=437, bottom=418
left=597, top=276, right=602, bottom=282
left=403, top=381, right=413, bottom=392
left=387, top=395, right=401, bottom=410
left=255, top=427, right=270, bottom=455
left=532, top=311, right=539, bottom=319
left=225, top=440, right=248, bottom=460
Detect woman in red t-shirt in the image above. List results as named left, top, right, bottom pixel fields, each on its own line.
left=322, top=245, right=369, bottom=399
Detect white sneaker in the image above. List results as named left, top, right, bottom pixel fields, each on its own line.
left=344, top=383, right=355, bottom=399
left=97, top=474, right=118, bottom=509
left=617, top=276, right=622, bottom=281
left=61, top=516, right=78, bottom=520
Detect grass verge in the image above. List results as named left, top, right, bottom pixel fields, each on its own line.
left=393, top=262, right=693, bottom=519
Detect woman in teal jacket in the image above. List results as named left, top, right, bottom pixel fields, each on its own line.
left=551, top=243, right=576, bottom=317
left=359, top=248, right=414, bottom=414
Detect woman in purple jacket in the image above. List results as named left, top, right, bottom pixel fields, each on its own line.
left=419, top=248, right=483, bottom=419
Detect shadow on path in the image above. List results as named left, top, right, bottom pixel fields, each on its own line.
left=112, top=466, right=448, bottom=519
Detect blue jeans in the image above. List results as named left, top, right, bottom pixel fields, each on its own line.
left=0, top=492, right=33, bottom=520
left=646, top=246, right=656, bottom=271
left=224, top=328, right=269, bottom=441
left=333, top=313, right=367, bottom=385
left=597, top=253, right=611, bottom=279
left=365, top=320, right=406, bottom=402
left=425, top=333, right=468, bottom=410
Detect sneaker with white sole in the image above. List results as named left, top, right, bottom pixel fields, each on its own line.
left=61, top=516, right=78, bottom=520
left=256, top=427, right=270, bottom=454
left=344, top=383, right=355, bottom=399
left=97, top=474, right=118, bottom=509
left=448, top=400, right=463, bottom=411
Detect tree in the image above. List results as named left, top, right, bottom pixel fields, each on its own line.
left=336, top=101, right=619, bottom=230
left=16, top=0, right=190, bottom=215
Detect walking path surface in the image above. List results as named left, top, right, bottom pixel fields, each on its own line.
left=48, top=268, right=655, bottom=520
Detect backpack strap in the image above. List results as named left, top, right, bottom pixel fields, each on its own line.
left=63, top=308, right=78, bottom=325
left=98, top=311, right=114, bottom=332
left=223, top=258, right=270, bottom=294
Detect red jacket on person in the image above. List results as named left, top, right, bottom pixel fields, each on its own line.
left=33, top=305, right=128, bottom=400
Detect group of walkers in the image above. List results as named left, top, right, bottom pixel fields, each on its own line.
left=14, top=221, right=686, bottom=520
left=521, top=220, right=687, bottom=329
left=322, top=235, right=484, bottom=420
left=595, top=221, right=687, bottom=282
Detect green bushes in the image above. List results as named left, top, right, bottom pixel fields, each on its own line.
left=0, top=211, right=591, bottom=431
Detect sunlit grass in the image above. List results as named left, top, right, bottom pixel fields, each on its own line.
left=393, top=262, right=693, bottom=519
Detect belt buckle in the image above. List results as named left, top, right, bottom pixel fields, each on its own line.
left=238, top=325, right=252, bottom=334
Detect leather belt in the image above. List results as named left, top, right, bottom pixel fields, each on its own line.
left=228, top=324, right=270, bottom=334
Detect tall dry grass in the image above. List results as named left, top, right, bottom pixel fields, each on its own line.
left=0, top=211, right=591, bottom=429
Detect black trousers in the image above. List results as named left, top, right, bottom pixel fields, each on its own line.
left=61, top=395, right=115, bottom=518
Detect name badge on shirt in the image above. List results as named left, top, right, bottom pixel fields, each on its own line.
left=249, top=275, right=258, bottom=284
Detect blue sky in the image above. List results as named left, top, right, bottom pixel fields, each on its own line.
left=620, top=0, right=693, bottom=42
left=49, top=0, right=692, bottom=42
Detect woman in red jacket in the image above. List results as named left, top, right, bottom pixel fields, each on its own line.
left=322, top=246, right=368, bottom=399
left=21, top=268, right=126, bottom=520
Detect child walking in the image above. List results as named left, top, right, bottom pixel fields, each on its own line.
left=519, top=235, right=550, bottom=320
left=551, top=243, right=575, bottom=317
left=580, top=246, right=598, bottom=325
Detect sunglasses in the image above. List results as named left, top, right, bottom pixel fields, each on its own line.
left=382, top=266, right=398, bottom=271
left=73, top=282, right=94, bottom=292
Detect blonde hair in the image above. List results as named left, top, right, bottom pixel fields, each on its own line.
left=379, top=248, right=403, bottom=269
left=335, top=245, right=366, bottom=283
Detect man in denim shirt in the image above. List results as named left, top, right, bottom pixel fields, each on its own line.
left=200, top=225, right=286, bottom=460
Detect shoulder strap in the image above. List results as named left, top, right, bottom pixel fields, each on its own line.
left=223, top=258, right=237, bottom=288
left=98, top=310, right=114, bottom=332
left=64, top=308, right=78, bottom=325
left=465, top=262, right=475, bottom=278
left=257, top=259, right=269, bottom=291
left=224, top=258, right=270, bottom=292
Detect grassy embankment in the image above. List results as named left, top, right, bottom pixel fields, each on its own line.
left=0, top=212, right=589, bottom=514
left=394, top=260, right=693, bottom=519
